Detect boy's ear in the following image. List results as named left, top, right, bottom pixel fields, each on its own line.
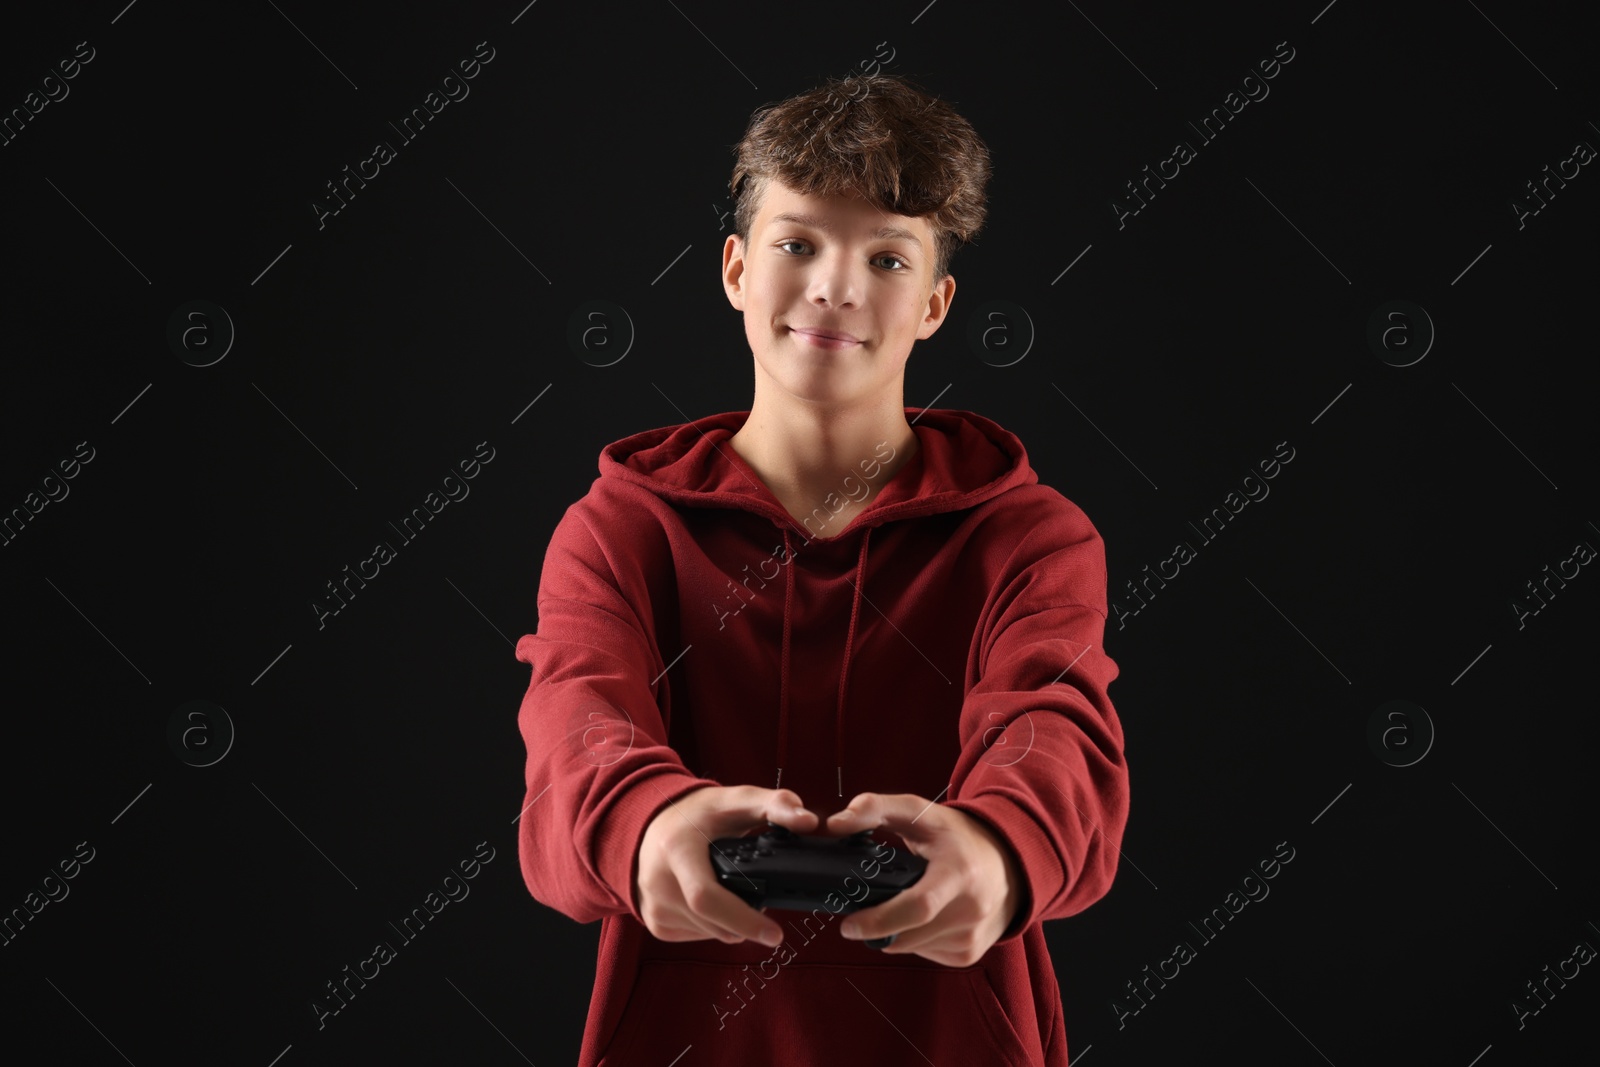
left=917, top=273, right=957, bottom=339
left=723, top=234, right=747, bottom=310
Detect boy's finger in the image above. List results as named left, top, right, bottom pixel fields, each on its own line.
left=702, top=884, right=785, bottom=945
left=763, top=789, right=816, bottom=827
left=827, top=791, right=893, bottom=833
left=677, top=852, right=785, bottom=946
left=840, top=870, right=956, bottom=942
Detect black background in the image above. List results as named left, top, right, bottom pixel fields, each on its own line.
left=2, top=1, right=1596, bottom=1064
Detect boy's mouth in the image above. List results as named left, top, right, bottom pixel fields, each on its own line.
left=788, top=326, right=861, bottom=349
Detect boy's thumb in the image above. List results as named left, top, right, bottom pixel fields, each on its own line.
left=767, top=788, right=811, bottom=821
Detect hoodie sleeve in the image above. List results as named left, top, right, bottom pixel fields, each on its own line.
left=940, top=502, right=1129, bottom=945
left=514, top=505, right=723, bottom=925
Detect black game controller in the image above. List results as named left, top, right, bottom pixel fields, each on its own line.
left=709, top=823, right=927, bottom=949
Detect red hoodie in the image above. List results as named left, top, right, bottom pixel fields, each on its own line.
left=514, top=407, right=1129, bottom=1066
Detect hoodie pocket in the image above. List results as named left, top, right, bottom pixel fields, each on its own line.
left=966, top=963, right=1038, bottom=1064
left=598, top=957, right=1035, bottom=1066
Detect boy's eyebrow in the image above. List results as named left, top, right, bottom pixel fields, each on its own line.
left=767, top=211, right=923, bottom=249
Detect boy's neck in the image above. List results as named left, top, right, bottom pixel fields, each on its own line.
left=728, top=396, right=920, bottom=536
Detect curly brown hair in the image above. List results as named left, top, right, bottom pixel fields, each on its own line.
left=729, top=73, right=993, bottom=283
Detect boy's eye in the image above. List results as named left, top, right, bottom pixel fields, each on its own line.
left=777, top=239, right=909, bottom=271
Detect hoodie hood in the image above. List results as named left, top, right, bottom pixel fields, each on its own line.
left=594, top=407, right=1039, bottom=799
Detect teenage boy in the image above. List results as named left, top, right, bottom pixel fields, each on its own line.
left=515, top=72, right=1129, bottom=1066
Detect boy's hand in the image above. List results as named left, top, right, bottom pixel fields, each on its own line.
left=824, top=792, right=1023, bottom=967
left=636, top=784, right=818, bottom=948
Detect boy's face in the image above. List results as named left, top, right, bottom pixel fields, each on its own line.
left=723, top=179, right=955, bottom=407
